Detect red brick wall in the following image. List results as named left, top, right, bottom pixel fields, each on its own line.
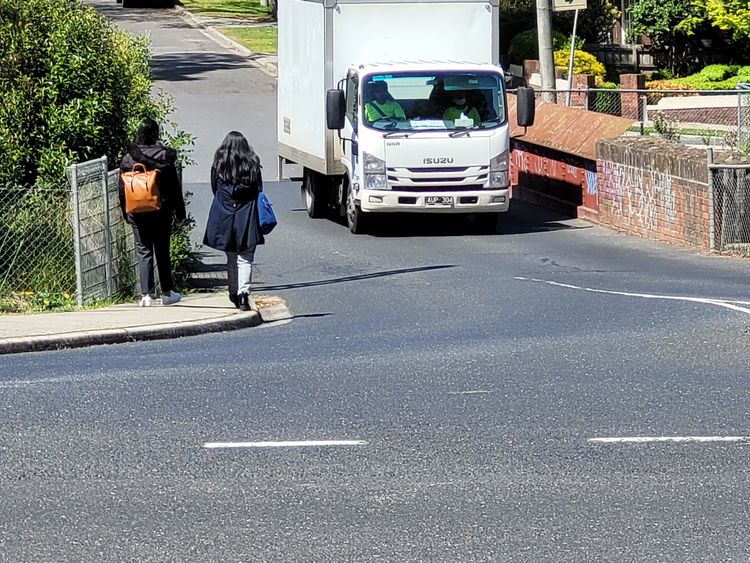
left=596, top=137, right=710, bottom=249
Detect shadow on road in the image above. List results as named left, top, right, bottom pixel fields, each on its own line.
left=255, top=264, right=455, bottom=292
left=150, top=52, right=254, bottom=82
left=320, top=200, right=589, bottom=238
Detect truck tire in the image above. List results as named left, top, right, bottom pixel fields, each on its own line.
left=346, top=185, right=368, bottom=234
left=475, top=212, right=500, bottom=233
left=302, top=170, right=327, bottom=219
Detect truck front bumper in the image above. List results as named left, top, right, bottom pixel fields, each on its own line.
left=358, top=188, right=510, bottom=213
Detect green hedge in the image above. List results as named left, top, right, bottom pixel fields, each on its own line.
left=0, top=0, right=167, bottom=189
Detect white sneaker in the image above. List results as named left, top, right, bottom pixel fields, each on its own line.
left=161, top=291, right=182, bottom=306
left=138, top=294, right=153, bottom=307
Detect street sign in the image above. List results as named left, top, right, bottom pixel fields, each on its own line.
left=553, top=0, right=586, bottom=11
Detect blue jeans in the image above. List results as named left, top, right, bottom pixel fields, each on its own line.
left=226, top=246, right=256, bottom=295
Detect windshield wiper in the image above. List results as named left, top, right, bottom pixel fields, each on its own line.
left=383, top=131, right=411, bottom=138
left=449, top=128, right=477, bottom=137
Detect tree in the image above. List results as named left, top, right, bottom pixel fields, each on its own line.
left=0, top=0, right=166, bottom=188
left=681, top=0, right=750, bottom=40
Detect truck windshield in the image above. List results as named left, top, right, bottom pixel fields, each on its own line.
left=362, top=71, right=506, bottom=132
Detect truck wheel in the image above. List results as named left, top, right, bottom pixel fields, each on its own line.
left=346, top=186, right=368, bottom=234
left=302, top=170, right=326, bottom=218
left=475, top=212, right=500, bottom=233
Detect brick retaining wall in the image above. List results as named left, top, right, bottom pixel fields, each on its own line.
left=596, top=137, right=711, bottom=249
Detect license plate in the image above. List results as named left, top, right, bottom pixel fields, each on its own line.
left=425, top=195, right=454, bottom=207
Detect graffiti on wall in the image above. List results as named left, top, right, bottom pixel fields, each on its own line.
left=598, top=161, right=677, bottom=229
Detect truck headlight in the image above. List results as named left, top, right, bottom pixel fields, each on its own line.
left=363, top=152, right=388, bottom=190
left=488, top=150, right=509, bottom=188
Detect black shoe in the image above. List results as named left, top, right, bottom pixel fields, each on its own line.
left=239, top=293, right=251, bottom=311
left=229, top=292, right=239, bottom=308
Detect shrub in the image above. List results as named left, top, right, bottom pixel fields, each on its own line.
left=553, top=49, right=606, bottom=82
left=507, top=29, right=569, bottom=65
left=0, top=0, right=165, bottom=189
left=737, top=66, right=750, bottom=80
left=698, top=64, right=739, bottom=82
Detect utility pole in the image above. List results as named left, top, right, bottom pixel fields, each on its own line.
left=536, top=0, right=556, bottom=102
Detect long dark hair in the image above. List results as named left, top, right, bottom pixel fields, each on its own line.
left=134, top=117, right=160, bottom=145
left=212, top=131, right=261, bottom=186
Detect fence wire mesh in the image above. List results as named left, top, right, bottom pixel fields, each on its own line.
left=67, top=157, right=138, bottom=306
left=0, top=184, right=75, bottom=312
left=739, top=83, right=750, bottom=154
left=528, top=88, right=746, bottom=152
left=710, top=164, right=750, bottom=255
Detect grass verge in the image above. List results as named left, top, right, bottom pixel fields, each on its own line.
left=218, top=25, right=277, bottom=54
left=179, top=0, right=271, bottom=20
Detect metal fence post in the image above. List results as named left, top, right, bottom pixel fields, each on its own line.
left=707, top=148, right=716, bottom=252
left=100, top=156, right=113, bottom=297
left=68, top=163, right=84, bottom=307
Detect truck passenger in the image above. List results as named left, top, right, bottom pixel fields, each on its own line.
left=442, top=91, right=481, bottom=126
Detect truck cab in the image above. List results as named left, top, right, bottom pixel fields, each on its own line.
left=329, top=62, right=513, bottom=232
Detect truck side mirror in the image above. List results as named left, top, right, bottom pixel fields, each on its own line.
left=516, top=86, right=536, bottom=128
left=326, top=89, right=346, bottom=130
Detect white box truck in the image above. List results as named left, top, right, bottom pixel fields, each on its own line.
left=277, top=0, right=535, bottom=233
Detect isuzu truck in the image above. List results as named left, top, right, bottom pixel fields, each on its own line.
left=277, top=0, right=535, bottom=233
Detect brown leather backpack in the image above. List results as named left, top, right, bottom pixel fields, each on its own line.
left=121, top=163, right=161, bottom=214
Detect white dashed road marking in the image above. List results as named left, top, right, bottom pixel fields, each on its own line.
left=589, top=436, right=750, bottom=444
left=203, top=440, right=368, bottom=449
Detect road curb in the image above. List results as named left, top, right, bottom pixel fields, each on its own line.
left=174, top=7, right=277, bottom=78
left=0, top=310, right=262, bottom=355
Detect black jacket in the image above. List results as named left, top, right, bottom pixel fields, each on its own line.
left=118, top=142, right=186, bottom=223
left=203, top=165, right=265, bottom=252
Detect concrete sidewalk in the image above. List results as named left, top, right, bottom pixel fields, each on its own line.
left=0, top=293, right=291, bottom=355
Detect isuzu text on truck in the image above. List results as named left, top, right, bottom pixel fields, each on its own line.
left=277, top=0, right=535, bottom=233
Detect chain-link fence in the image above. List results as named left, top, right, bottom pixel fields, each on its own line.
left=67, top=157, right=138, bottom=306
left=739, top=83, right=750, bottom=154
left=0, top=184, right=76, bottom=312
left=708, top=153, right=750, bottom=255
left=527, top=88, right=747, bottom=153
left=0, top=157, right=138, bottom=312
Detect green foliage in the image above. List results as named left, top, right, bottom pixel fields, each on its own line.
left=507, top=29, right=569, bottom=65
left=627, top=0, right=700, bottom=45
left=169, top=188, right=200, bottom=292
left=0, top=0, right=166, bottom=189
left=650, top=68, right=675, bottom=80
left=554, top=49, right=607, bottom=82
left=680, top=0, right=750, bottom=41
left=647, top=63, right=746, bottom=90
left=556, top=0, right=620, bottom=44
left=699, top=64, right=739, bottom=81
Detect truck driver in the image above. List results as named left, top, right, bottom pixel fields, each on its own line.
left=365, top=81, right=406, bottom=122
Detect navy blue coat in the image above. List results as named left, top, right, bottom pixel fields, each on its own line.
left=203, top=166, right=265, bottom=252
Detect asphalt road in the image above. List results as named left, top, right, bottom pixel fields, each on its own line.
left=2, top=3, right=750, bottom=561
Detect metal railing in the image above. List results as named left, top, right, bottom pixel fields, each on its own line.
left=526, top=88, right=748, bottom=153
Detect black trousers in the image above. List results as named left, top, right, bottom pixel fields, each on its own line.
left=131, top=213, right=174, bottom=295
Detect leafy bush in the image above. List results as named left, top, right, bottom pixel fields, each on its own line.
left=737, top=66, right=750, bottom=80
left=0, top=0, right=165, bottom=189
left=699, top=64, right=740, bottom=81
left=650, top=68, right=674, bottom=80
left=553, top=49, right=607, bottom=82
left=507, top=29, right=569, bottom=65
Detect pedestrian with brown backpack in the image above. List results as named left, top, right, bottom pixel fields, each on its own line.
left=119, top=117, right=187, bottom=307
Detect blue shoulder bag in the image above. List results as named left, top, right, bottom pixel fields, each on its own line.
left=258, top=191, right=277, bottom=235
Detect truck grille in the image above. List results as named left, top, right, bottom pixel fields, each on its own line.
left=387, top=166, right=489, bottom=192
